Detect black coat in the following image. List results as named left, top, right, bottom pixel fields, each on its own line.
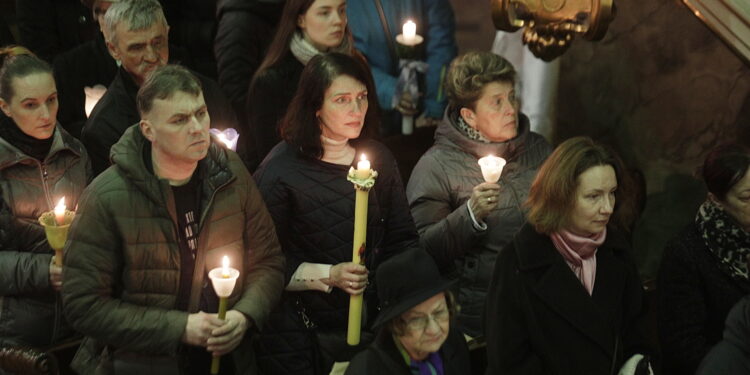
left=245, top=53, right=304, bottom=172
left=15, top=0, right=96, bottom=62
left=253, top=140, right=420, bottom=374
left=485, top=223, right=647, bottom=375
left=53, top=33, right=118, bottom=139
left=657, top=222, right=750, bottom=375
left=345, top=326, right=471, bottom=375
left=214, top=0, right=283, bottom=109
left=81, top=66, right=237, bottom=175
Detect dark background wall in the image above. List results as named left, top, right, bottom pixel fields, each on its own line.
left=555, top=0, right=750, bottom=280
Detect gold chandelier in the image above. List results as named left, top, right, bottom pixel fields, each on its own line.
left=492, top=0, right=616, bottom=61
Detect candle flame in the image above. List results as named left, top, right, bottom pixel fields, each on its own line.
left=54, top=197, right=66, bottom=215
left=217, top=133, right=231, bottom=148
left=222, top=256, right=230, bottom=278
left=360, top=154, right=367, bottom=162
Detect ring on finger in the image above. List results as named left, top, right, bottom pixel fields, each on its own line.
left=349, top=281, right=353, bottom=288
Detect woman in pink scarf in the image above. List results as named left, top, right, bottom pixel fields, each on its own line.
left=485, top=136, right=652, bottom=375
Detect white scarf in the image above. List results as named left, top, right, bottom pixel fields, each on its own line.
left=289, top=31, right=352, bottom=65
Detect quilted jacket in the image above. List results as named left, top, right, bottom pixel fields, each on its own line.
left=405, top=109, right=551, bottom=337
left=61, top=125, right=285, bottom=375
left=0, top=121, right=90, bottom=348
left=253, top=139, right=420, bottom=374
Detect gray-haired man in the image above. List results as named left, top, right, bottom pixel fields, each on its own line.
left=82, top=0, right=237, bottom=176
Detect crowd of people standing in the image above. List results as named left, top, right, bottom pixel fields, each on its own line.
left=0, top=1, right=749, bottom=375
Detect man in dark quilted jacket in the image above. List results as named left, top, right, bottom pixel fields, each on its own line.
left=61, top=65, right=285, bottom=375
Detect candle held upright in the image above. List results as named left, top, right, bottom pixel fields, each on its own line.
left=395, top=20, right=424, bottom=136
left=208, top=255, right=240, bottom=375
left=478, top=155, right=507, bottom=183
left=346, top=154, right=378, bottom=346
left=38, top=197, right=75, bottom=267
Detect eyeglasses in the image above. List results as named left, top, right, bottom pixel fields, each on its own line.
left=403, top=308, right=450, bottom=332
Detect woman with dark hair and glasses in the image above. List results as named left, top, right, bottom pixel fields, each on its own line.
left=659, top=144, right=750, bottom=375
left=346, top=248, right=470, bottom=375
left=485, top=137, right=650, bottom=375
left=253, top=52, right=419, bottom=375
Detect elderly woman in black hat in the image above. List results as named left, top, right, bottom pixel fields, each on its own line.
left=345, top=249, right=471, bottom=375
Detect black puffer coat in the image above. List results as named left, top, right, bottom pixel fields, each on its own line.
left=253, top=139, right=420, bottom=374
left=0, top=122, right=90, bottom=348
left=405, top=110, right=550, bottom=337
left=82, top=66, right=237, bottom=175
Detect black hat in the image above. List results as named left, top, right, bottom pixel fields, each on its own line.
left=372, top=248, right=456, bottom=328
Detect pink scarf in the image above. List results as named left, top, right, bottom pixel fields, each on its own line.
left=550, top=228, right=606, bottom=295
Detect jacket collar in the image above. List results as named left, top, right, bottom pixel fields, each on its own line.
left=0, top=119, right=82, bottom=170
left=109, top=124, right=235, bottom=207
left=513, top=223, right=631, bottom=359
left=434, top=106, right=532, bottom=161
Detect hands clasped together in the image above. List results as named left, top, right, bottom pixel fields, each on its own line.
left=182, top=310, right=250, bottom=357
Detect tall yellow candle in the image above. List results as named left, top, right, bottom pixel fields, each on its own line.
left=347, top=154, right=378, bottom=346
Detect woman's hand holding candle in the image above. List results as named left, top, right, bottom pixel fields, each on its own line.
left=322, top=262, right=368, bottom=295
left=469, top=182, right=501, bottom=221
left=48, top=257, right=62, bottom=291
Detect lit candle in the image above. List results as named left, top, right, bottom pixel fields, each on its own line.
left=221, top=255, right=230, bottom=278
left=478, top=155, right=507, bottom=183
left=209, top=128, right=239, bottom=151
left=208, top=256, right=240, bottom=374
left=403, top=20, right=416, bottom=44
left=54, top=197, right=66, bottom=226
left=355, top=154, right=371, bottom=179
left=346, top=156, right=378, bottom=346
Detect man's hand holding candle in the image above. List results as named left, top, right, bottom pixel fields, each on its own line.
left=207, top=310, right=250, bottom=356
left=182, top=311, right=224, bottom=347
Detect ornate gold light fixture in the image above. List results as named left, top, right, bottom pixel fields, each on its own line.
left=492, top=0, right=616, bottom=61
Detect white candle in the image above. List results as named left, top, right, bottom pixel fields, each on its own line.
left=209, top=256, right=240, bottom=298
left=355, top=154, right=371, bottom=179
left=54, top=197, right=66, bottom=226
left=403, top=20, right=417, bottom=44
left=478, top=155, right=507, bottom=183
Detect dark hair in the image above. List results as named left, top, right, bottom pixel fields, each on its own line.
left=702, top=144, right=750, bottom=201
left=0, top=46, right=52, bottom=102
left=254, top=0, right=354, bottom=76
left=136, top=65, right=202, bottom=115
left=387, top=291, right=458, bottom=337
left=445, top=51, right=517, bottom=111
left=526, top=136, right=635, bottom=234
left=280, top=53, right=377, bottom=159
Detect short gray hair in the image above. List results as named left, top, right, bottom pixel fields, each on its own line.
left=104, top=0, right=168, bottom=46
left=137, top=65, right=202, bottom=116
